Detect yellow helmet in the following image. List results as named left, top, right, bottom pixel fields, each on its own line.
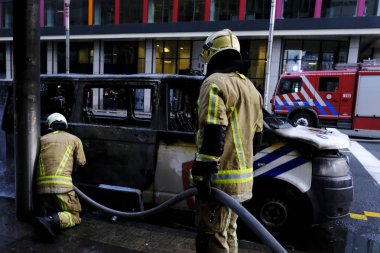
left=200, top=29, right=241, bottom=64
left=47, top=112, right=68, bottom=130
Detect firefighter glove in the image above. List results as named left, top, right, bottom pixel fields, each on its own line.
left=191, top=160, right=219, bottom=199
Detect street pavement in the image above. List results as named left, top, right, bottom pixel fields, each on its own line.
left=0, top=197, right=280, bottom=253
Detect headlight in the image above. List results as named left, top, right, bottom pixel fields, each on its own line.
left=313, top=155, right=350, bottom=177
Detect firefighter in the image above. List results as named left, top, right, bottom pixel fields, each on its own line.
left=34, top=112, right=86, bottom=241
left=191, top=29, right=263, bottom=253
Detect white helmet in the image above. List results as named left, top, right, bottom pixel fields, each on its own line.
left=47, top=113, right=68, bottom=130
left=200, top=29, right=241, bottom=64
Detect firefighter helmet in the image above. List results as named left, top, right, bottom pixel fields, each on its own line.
left=200, top=29, right=241, bottom=64
left=47, top=113, right=68, bottom=130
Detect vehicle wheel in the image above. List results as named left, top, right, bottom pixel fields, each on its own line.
left=290, top=112, right=315, bottom=127
left=246, top=187, right=310, bottom=236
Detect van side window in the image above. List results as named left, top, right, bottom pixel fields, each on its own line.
left=318, top=77, right=339, bottom=92
left=41, top=82, right=74, bottom=120
left=82, top=85, right=152, bottom=127
left=278, top=78, right=302, bottom=94
left=168, top=88, right=197, bottom=132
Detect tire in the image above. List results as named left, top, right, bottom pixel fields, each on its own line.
left=290, top=112, right=315, bottom=127
left=245, top=187, right=310, bottom=236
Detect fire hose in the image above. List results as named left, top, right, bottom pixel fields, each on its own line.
left=74, top=186, right=288, bottom=253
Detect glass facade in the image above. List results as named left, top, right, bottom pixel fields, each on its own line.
left=241, top=40, right=267, bottom=95
left=0, top=43, right=5, bottom=78
left=57, top=42, right=94, bottom=74
left=283, top=0, right=315, bottom=18
left=104, top=41, right=145, bottom=74
left=321, top=0, right=357, bottom=17
left=0, top=0, right=12, bottom=28
left=119, top=0, right=143, bottom=23
left=245, top=0, right=271, bottom=19
left=71, top=0, right=88, bottom=25
left=93, top=0, right=115, bottom=25
left=211, top=0, right=239, bottom=21
left=45, top=0, right=64, bottom=27
left=150, top=0, right=172, bottom=23
left=282, top=39, right=349, bottom=73
left=178, top=0, right=205, bottom=21
left=365, top=0, right=380, bottom=16
left=155, top=41, right=191, bottom=74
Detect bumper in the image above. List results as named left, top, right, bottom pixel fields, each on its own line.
left=307, top=172, right=353, bottom=224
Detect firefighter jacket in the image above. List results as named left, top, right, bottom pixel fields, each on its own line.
left=196, top=72, right=263, bottom=203
left=36, top=131, right=86, bottom=194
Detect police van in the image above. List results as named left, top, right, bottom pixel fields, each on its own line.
left=1, top=73, right=353, bottom=233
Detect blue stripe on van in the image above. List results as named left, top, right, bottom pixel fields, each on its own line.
left=253, top=145, right=294, bottom=171
left=255, top=156, right=308, bottom=179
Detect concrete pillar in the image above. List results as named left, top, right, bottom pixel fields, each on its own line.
left=348, top=36, right=360, bottom=63
left=265, top=37, right=282, bottom=111
left=191, top=40, right=204, bottom=74
left=5, top=42, right=12, bottom=79
left=93, top=40, right=101, bottom=74
left=47, top=41, right=53, bottom=74
left=145, top=39, right=154, bottom=73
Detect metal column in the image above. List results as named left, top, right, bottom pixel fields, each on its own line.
left=13, top=0, right=41, bottom=220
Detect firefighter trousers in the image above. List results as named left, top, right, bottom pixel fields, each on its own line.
left=37, top=190, right=82, bottom=229
left=195, top=198, right=239, bottom=253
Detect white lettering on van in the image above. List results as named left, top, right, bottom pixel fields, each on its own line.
left=342, top=93, right=352, bottom=98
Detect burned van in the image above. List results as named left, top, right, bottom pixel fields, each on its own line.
left=1, top=73, right=353, bottom=233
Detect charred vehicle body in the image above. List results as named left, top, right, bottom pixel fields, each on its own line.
left=1, top=74, right=353, bottom=232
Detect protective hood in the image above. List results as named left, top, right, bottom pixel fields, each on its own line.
left=273, top=125, right=350, bottom=150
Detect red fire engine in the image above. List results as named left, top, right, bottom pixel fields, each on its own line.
left=271, top=63, right=380, bottom=130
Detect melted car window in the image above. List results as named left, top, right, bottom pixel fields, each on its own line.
left=82, top=85, right=152, bottom=127
left=168, top=88, right=197, bottom=132
left=41, top=82, right=74, bottom=120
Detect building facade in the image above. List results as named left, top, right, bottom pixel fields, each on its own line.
left=1, top=0, right=380, bottom=108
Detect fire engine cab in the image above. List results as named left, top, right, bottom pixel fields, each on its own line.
left=271, top=63, right=380, bottom=130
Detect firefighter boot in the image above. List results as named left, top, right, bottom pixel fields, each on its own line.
left=34, top=214, right=60, bottom=242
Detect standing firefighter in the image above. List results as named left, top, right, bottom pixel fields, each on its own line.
left=191, top=29, right=263, bottom=253
left=34, top=113, right=86, bottom=241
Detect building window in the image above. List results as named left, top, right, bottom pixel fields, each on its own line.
left=104, top=41, right=145, bottom=74
left=156, top=41, right=191, bottom=74
left=282, top=39, right=349, bottom=73
left=93, top=0, right=114, bottom=25
left=321, top=0, right=357, bottom=18
left=120, top=0, right=143, bottom=23
left=365, top=0, right=379, bottom=16
left=240, top=39, right=267, bottom=95
left=71, top=0, right=88, bottom=25
left=0, top=0, right=12, bottom=28
left=245, top=0, right=271, bottom=19
left=45, top=0, right=64, bottom=27
left=211, top=0, right=239, bottom=21
left=149, top=0, right=172, bottom=23
left=57, top=42, right=94, bottom=74
left=283, top=0, right=315, bottom=18
left=178, top=0, right=205, bottom=22
left=0, top=43, right=5, bottom=78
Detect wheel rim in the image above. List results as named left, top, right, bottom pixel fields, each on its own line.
left=295, top=117, right=309, bottom=126
left=259, top=199, right=288, bottom=228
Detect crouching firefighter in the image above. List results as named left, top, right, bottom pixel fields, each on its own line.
left=191, top=29, right=263, bottom=253
left=34, top=113, right=86, bottom=241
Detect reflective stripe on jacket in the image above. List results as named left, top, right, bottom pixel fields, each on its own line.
left=36, top=131, right=86, bottom=194
left=196, top=72, right=263, bottom=202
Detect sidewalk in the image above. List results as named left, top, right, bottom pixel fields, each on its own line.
left=338, top=129, right=380, bottom=140
left=0, top=197, right=274, bottom=253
